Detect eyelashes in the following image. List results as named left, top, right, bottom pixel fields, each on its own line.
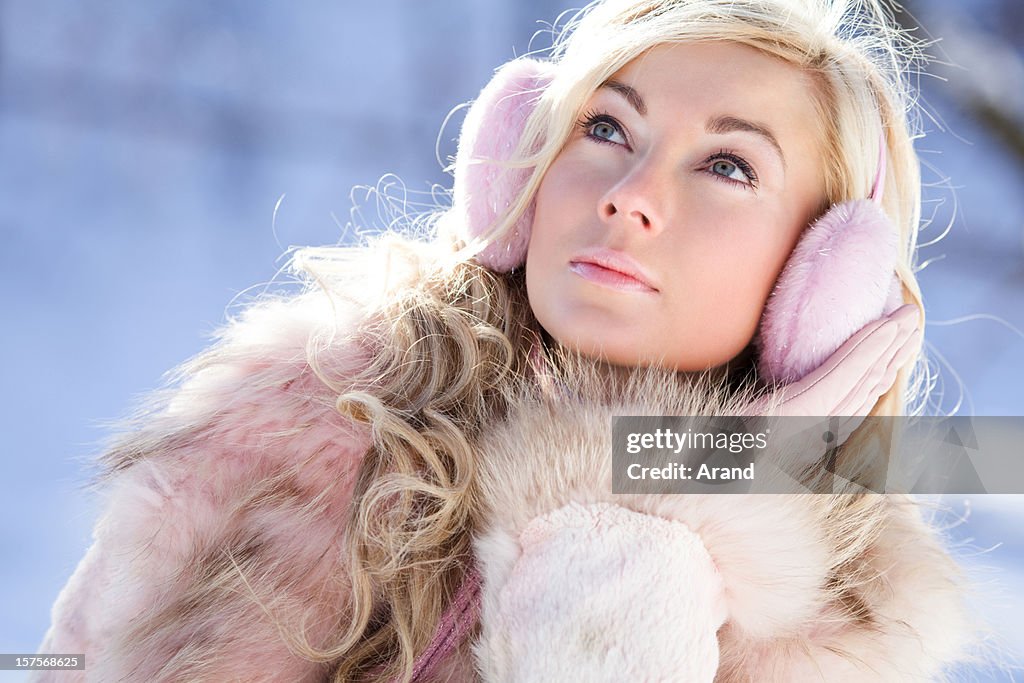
left=707, top=149, right=759, bottom=189
left=578, top=110, right=629, bottom=147
left=575, top=110, right=760, bottom=190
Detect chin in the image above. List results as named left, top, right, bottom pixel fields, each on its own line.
left=538, top=312, right=749, bottom=371
left=551, top=334, right=670, bottom=369
left=554, top=334, right=741, bottom=373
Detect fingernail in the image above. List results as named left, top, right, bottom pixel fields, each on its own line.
left=892, top=304, right=916, bottom=319
left=893, top=304, right=921, bottom=328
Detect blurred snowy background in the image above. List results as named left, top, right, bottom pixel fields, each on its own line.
left=1, top=0, right=1021, bottom=680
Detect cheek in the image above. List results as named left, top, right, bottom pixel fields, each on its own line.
left=680, top=207, right=805, bottom=331
left=529, top=166, right=572, bottom=249
left=524, top=170, right=569, bottom=325
left=526, top=157, right=600, bottom=272
left=533, top=156, right=601, bottom=221
left=714, top=199, right=804, bottom=272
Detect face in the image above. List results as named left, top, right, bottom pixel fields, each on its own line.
left=526, top=41, right=828, bottom=371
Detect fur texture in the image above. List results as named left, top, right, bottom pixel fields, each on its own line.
left=470, top=360, right=976, bottom=682
left=756, top=199, right=902, bottom=384
left=476, top=500, right=727, bottom=681
left=33, top=292, right=374, bottom=682
left=35, top=295, right=975, bottom=681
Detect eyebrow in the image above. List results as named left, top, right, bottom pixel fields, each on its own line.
left=599, top=79, right=787, bottom=169
left=706, top=115, right=786, bottom=170
left=602, top=79, right=647, bottom=116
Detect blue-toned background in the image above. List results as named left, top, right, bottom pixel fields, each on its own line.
left=2, top=1, right=1022, bottom=680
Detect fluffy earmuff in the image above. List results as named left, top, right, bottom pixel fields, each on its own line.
left=452, top=58, right=555, bottom=272
left=754, top=200, right=903, bottom=385
left=453, top=61, right=903, bottom=385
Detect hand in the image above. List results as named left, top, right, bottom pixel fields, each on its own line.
left=747, top=303, right=922, bottom=444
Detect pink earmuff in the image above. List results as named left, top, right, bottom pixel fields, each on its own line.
left=454, top=61, right=903, bottom=384
left=754, top=206, right=903, bottom=384
left=453, top=58, right=555, bottom=272
left=754, top=135, right=904, bottom=384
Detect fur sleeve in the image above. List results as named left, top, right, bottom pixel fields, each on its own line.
left=31, top=292, right=372, bottom=682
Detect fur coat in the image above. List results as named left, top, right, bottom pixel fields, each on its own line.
left=33, top=289, right=976, bottom=682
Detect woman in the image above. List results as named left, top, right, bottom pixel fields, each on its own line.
left=35, top=0, right=975, bottom=680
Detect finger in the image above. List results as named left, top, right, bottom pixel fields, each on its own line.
left=839, top=323, right=921, bottom=413
left=887, top=302, right=922, bottom=328
left=835, top=327, right=922, bottom=417
left=832, top=323, right=913, bottom=415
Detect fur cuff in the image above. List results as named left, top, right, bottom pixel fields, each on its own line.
left=474, top=501, right=725, bottom=682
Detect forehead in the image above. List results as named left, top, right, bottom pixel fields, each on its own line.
left=606, top=41, right=822, bottom=135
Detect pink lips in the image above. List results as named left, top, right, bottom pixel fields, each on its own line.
left=569, top=249, right=658, bottom=292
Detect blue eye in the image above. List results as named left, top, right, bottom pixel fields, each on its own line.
left=592, top=121, right=620, bottom=141
left=578, top=111, right=628, bottom=147
left=706, top=151, right=758, bottom=189
left=711, top=159, right=747, bottom=181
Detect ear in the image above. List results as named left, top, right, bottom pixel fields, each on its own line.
left=755, top=199, right=904, bottom=385
left=452, top=58, right=555, bottom=272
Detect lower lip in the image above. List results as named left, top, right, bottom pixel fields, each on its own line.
left=569, top=261, right=656, bottom=292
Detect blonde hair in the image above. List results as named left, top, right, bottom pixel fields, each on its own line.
left=285, top=1, right=935, bottom=679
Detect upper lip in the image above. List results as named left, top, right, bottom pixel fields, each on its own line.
left=569, top=247, right=659, bottom=291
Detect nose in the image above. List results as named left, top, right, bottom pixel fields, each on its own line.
left=597, top=159, right=671, bottom=233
